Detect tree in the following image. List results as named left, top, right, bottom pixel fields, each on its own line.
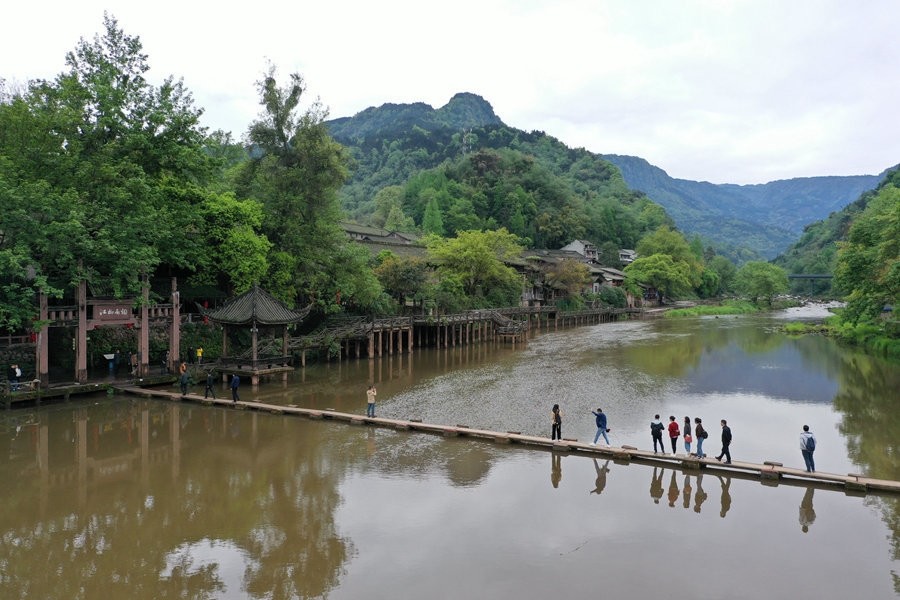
left=0, top=14, right=212, bottom=328
left=425, top=229, right=523, bottom=306
left=422, top=195, right=444, bottom=235
left=374, top=253, right=429, bottom=306
left=734, top=261, right=789, bottom=305
left=546, top=259, right=592, bottom=296
left=834, top=183, right=900, bottom=323
left=624, top=254, right=694, bottom=302
left=236, top=65, right=381, bottom=311
left=708, top=255, right=737, bottom=294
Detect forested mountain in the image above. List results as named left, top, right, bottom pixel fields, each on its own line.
left=327, top=94, right=670, bottom=253
left=603, top=154, right=887, bottom=260
left=775, top=167, right=900, bottom=294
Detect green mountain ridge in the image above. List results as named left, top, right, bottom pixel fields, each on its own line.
left=327, top=92, right=892, bottom=262
left=602, top=154, right=889, bottom=260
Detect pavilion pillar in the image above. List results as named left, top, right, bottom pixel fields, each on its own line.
left=76, top=279, right=87, bottom=383
left=139, top=277, right=150, bottom=377
left=37, top=292, right=49, bottom=385
left=169, top=278, right=180, bottom=373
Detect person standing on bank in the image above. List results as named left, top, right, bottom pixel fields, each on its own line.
left=800, top=425, right=816, bottom=472
left=683, top=416, right=693, bottom=454
left=694, top=417, right=707, bottom=458
left=591, top=408, right=609, bottom=445
left=204, top=371, right=216, bottom=399
left=651, top=414, right=665, bottom=453
left=196, top=346, right=203, bottom=365
left=366, top=384, right=377, bottom=417
left=716, top=419, right=732, bottom=464
left=179, top=370, right=190, bottom=395
left=667, top=415, right=680, bottom=454
left=230, top=374, right=240, bottom=403
left=551, top=404, right=562, bottom=440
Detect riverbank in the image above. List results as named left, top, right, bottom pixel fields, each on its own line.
left=784, top=318, right=900, bottom=359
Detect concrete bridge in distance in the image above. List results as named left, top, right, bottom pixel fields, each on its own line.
left=787, top=274, right=833, bottom=280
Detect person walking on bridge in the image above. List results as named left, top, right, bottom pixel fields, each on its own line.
left=204, top=371, right=216, bottom=399
left=694, top=417, right=708, bottom=458
left=591, top=408, right=609, bottom=445
left=230, top=374, right=240, bottom=403
left=800, top=425, right=816, bottom=472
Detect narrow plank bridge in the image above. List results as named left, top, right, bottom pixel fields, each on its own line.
left=115, top=385, right=900, bottom=497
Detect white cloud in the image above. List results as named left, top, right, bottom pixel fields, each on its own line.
left=3, top=0, right=899, bottom=183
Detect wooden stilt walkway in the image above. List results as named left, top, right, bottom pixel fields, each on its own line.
left=114, top=385, right=900, bottom=496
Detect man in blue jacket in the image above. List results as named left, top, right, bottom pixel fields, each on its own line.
left=800, top=425, right=816, bottom=472
left=591, top=408, right=610, bottom=445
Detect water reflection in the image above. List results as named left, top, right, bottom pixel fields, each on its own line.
left=551, top=453, right=562, bottom=488
left=0, top=400, right=350, bottom=599
left=589, top=458, right=610, bottom=495
left=799, top=487, right=816, bottom=533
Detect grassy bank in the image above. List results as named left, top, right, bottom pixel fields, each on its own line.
left=664, top=300, right=759, bottom=318
left=783, top=318, right=900, bottom=359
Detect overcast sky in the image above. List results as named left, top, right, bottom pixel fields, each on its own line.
left=4, top=0, right=899, bottom=184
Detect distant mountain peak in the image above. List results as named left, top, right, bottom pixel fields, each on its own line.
left=326, top=92, right=503, bottom=142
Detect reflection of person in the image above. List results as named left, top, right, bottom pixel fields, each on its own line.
left=717, top=475, right=732, bottom=518
left=551, top=453, right=562, bottom=489
left=694, top=418, right=707, bottom=458
left=683, top=416, right=692, bottom=454
left=800, top=425, right=816, bottom=472
left=590, top=459, right=610, bottom=495
left=799, top=487, right=816, bottom=533
left=694, top=473, right=708, bottom=514
left=668, top=415, right=680, bottom=454
left=651, top=414, right=665, bottom=453
left=682, top=474, right=693, bottom=509
left=650, top=467, right=665, bottom=504
left=230, top=374, right=240, bottom=403
left=551, top=404, right=562, bottom=440
left=366, top=385, right=377, bottom=417
left=716, top=419, right=732, bottom=464
left=204, top=371, right=216, bottom=399
left=591, top=408, right=609, bottom=445
left=667, top=470, right=679, bottom=507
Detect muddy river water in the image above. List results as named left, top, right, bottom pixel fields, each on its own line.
left=1, top=306, right=898, bottom=598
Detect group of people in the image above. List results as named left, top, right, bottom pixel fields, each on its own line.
left=549, top=405, right=818, bottom=472
left=650, top=414, right=723, bottom=461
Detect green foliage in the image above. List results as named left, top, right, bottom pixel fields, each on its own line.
left=0, top=14, right=213, bottom=327
left=596, top=285, right=627, bottom=308
left=624, top=254, right=694, bottom=300
left=545, top=259, right=592, bottom=296
left=235, top=65, right=382, bottom=312
left=374, top=253, right=428, bottom=305
left=708, top=255, right=738, bottom=294
left=422, top=196, right=445, bottom=235
left=734, top=261, right=789, bottom=305
left=834, top=177, right=899, bottom=325
left=664, top=300, right=758, bottom=318
left=425, top=229, right=523, bottom=307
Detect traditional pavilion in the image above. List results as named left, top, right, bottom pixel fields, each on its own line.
left=206, top=286, right=311, bottom=385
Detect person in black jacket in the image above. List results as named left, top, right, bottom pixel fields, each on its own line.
left=716, top=419, right=732, bottom=464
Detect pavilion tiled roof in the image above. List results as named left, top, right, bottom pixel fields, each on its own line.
left=206, top=286, right=310, bottom=325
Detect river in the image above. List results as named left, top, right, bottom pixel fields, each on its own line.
left=1, top=306, right=897, bottom=598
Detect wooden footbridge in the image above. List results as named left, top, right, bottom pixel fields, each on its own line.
left=115, top=385, right=900, bottom=497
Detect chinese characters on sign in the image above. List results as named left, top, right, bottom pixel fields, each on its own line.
left=96, top=305, right=133, bottom=321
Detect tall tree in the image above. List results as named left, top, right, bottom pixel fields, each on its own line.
left=0, top=14, right=212, bottom=328
left=425, top=229, right=523, bottom=306
left=236, top=65, right=381, bottom=311
left=734, top=261, right=789, bottom=305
